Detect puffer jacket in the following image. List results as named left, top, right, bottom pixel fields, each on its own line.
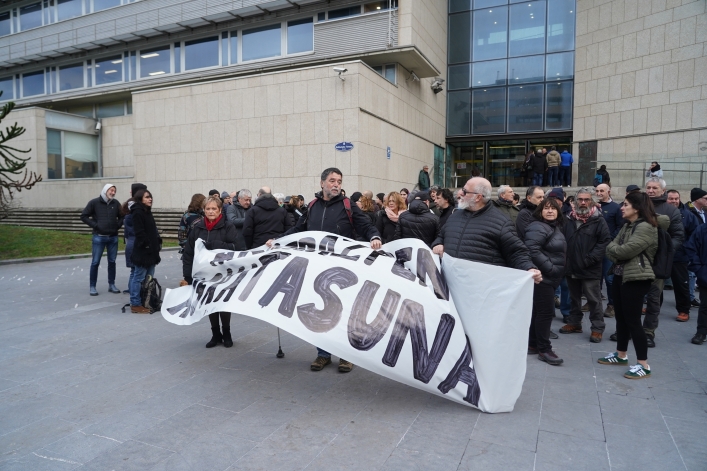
left=606, top=216, right=669, bottom=284
left=394, top=200, right=440, bottom=247
left=530, top=153, right=547, bottom=174
left=376, top=210, right=398, bottom=243
left=438, top=205, right=454, bottom=229
left=562, top=211, right=611, bottom=279
left=674, top=203, right=700, bottom=264
left=284, top=203, right=300, bottom=228
left=524, top=219, right=566, bottom=288
left=226, top=202, right=248, bottom=250
left=685, top=223, right=707, bottom=287
left=123, top=212, right=135, bottom=268
left=182, top=216, right=237, bottom=283
left=515, top=199, right=538, bottom=240
left=432, top=202, right=534, bottom=270
left=81, top=195, right=123, bottom=236
left=130, top=202, right=161, bottom=268
left=651, top=194, right=685, bottom=251
left=546, top=150, right=561, bottom=167
left=492, top=198, right=520, bottom=225
left=243, top=195, right=292, bottom=249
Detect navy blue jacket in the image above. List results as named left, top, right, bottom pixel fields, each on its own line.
left=685, top=223, right=707, bottom=287
left=675, top=203, right=700, bottom=264
left=123, top=213, right=135, bottom=268
left=599, top=200, right=624, bottom=239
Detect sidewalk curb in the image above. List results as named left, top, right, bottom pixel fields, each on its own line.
left=0, top=246, right=181, bottom=266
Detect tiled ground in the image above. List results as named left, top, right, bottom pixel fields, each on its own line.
left=1, top=254, right=705, bottom=470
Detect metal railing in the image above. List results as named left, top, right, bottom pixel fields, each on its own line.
left=592, top=155, right=706, bottom=190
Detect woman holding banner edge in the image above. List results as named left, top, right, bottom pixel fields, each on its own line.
left=523, top=198, right=567, bottom=366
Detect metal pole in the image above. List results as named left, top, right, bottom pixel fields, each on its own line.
left=276, top=328, right=284, bottom=358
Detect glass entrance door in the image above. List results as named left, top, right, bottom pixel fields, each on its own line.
left=488, top=140, right=526, bottom=187
left=449, top=142, right=484, bottom=188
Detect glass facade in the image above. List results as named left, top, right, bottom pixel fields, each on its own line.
left=47, top=128, right=99, bottom=179
left=447, top=0, right=575, bottom=137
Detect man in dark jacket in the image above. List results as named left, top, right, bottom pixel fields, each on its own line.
left=226, top=188, right=252, bottom=250
left=530, top=151, right=547, bottom=186
left=643, top=178, right=685, bottom=346
left=81, top=183, right=124, bottom=296
left=242, top=188, right=292, bottom=249
left=394, top=192, right=440, bottom=247
left=684, top=222, right=707, bottom=344
left=418, top=165, right=430, bottom=191
left=688, top=187, right=706, bottom=224
left=516, top=186, right=545, bottom=240
left=270, top=168, right=381, bottom=373
left=667, top=190, right=699, bottom=322
left=432, top=178, right=542, bottom=283
left=492, top=185, right=520, bottom=224
left=558, top=188, right=612, bottom=342
left=595, top=183, right=624, bottom=318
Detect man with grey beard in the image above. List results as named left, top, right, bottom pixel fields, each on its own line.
left=558, top=187, right=611, bottom=343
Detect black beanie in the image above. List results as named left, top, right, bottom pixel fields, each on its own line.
left=131, top=183, right=147, bottom=195
left=691, top=187, right=707, bottom=202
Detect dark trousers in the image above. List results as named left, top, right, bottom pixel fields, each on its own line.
left=532, top=172, right=544, bottom=186
left=613, top=277, right=652, bottom=361
left=567, top=277, right=605, bottom=332
left=529, top=282, right=556, bottom=353
left=643, top=278, right=664, bottom=335
left=547, top=166, right=559, bottom=186
left=209, top=312, right=231, bottom=331
left=602, top=257, right=615, bottom=306
left=671, top=262, right=691, bottom=314
left=559, top=166, right=571, bottom=186
left=697, top=287, right=707, bottom=335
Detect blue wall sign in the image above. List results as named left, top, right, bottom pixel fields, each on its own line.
left=386, top=146, right=391, bottom=160
left=335, top=142, right=354, bottom=152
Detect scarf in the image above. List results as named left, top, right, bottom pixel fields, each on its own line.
left=204, top=214, right=222, bottom=231
left=385, top=207, right=405, bottom=223
left=570, top=205, right=596, bottom=224
left=651, top=164, right=661, bottom=172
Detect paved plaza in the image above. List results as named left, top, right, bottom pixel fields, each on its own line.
left=0, top=254, right=705, bottom=471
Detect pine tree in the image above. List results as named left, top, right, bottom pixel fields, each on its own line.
left=0, top=99, right=41, bottom=219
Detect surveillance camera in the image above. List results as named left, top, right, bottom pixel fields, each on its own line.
left=95, top=120, right=102, bottom=131
left=333, top=67, right=348, bottom=73
left=431, top=78, right=444, bottom=94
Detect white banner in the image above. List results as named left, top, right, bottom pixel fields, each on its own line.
left=161, top=231, right=533, bottom=413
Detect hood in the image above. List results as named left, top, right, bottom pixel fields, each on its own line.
left=651, top=194, right=668, bottom=205
left=494, top=197, right=515, bottom=208
left=408, top=199, right=429, bottom=215
left=519, top=199, right=537, bottom=211
left=100, top=184, right=116, bottom=203
left=254, top=195, right=280, bottom=211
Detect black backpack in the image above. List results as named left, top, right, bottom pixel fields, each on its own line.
left=121, top=275, right=163, bottom=313
left=633, top=222, right=673, bottom=279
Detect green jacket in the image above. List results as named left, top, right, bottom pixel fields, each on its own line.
left=492, top=198, right=520, bottom=225
left=606, top=216, right=668, bottom=283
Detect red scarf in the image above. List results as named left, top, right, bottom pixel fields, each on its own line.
left=204, top=214, right=222, bottom=231
left=570, top=205, right=596, bottom=224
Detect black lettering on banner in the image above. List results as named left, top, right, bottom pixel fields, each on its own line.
left=210, top=251, right=235, bottom=266
left=437, top=336, right=481, bottom=406
left=348, top=281, right=401, bottom=351
left=200, top=269, right=234, bottom=306
left=416, top=248, right=449, bottom=301
left=319, top=235, right=338, bottom=253
left=238, top=252, right=291, bottom=302
left=297, top=267, right=358, bottom=332
left=166, top=277, right=207, bottom=318
left=330, top=244, right=365, bottom=262
left=257, top=256, right=309, bottom=318
left=213, top=270, right=248, bottom=303
left=286, top=237, right=316, bottom=252
left=382, top=300, right=455, bottom=384
left=364, top=250, right=394, bottom=266
left=391, top=248, right=416, bottom=282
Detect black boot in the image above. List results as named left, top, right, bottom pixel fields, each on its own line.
left=205, top=328, right=223, bottom=348
left=222, top=328, right=233, bottom=348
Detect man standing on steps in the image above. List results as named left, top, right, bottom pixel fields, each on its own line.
left=643, top=178, right=685, bottom=347
left=418, top=165, right=431, bottom=191
left=546, top=146, right=561, bottom=187
left=81, top=183, right=124, bottom=296
left=595, top=184, right=624, bottom=319
left=267, top=168, right=382, bottom=373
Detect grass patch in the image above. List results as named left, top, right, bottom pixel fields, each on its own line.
left=0, top=225, right=178, bottom=261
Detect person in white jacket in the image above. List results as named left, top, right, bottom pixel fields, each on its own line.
left=646, top=161, right=664, bottom=180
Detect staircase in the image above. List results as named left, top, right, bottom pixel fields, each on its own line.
left=0, top=208, right=183, bottom=239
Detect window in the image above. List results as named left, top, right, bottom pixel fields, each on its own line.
left=447, top=90, right=471, bottom=135
left=139, top=46, right=170, bottom=78
left=474, top=0, right=507, bottom=8
left=173, top=44, right=181, bottom=73
left=22, top=71, right=45, bottom=97
left=448, top=12, right=471, bottom=64
left=545, top=81, right=572, bottom=129
left=472, top=59, right=506, bottom=87
left=545, top=52, right=573, bottom=80
left=57, top=0, right=83, bottom=22
left=0, top=12, right=10, bottom=37
left=287, top=18, right=313, bottom=54
left=449, top=0, right=472, bottom=13
left=547, top=0, right=574, bottom=52
left=472, top=88, right=506, bottom=134
left=448, top=64, right=471, bottom=90
left=473, top=7, right=507, bottom=61
left=328, top=6, right=361, bottom=19
left=93, top=0, right=122, bottom=12
left=19, top=2, right=43, bottom=30
left=509, top=1, right=546, bottom=57
left=0, top=76, right=13, bottom=101
left=184, top=36, right=219, bottom=71
left=94, top=55, right=123, bottom=85
left=47, top=129, right=99, bottom=179
left=97, top=101, right=125, bottom=118
left=508, top=55, right=544, bottom=84
left=59, top=63, right=84, bottom=91
left=507, top=84, right=543, bottom=132
left=66, top=105, right=94, bottom=117
left=373, top=64, right=396, bottom=84
left=363, top=1, right=397, bottom=12
left=242, top=24, right=281, bottom=61
left=229, top=33, right=238, bottom=64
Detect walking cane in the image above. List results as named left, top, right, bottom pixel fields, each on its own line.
left=276, top=328, right=285, bottom=358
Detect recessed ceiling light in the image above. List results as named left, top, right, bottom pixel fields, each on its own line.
left=148, top=71, right=165, bottom=75
left=141, top=53, right=159, bottom=59
left=111, top=59, right=123, bottom=64
left=104, top=70, right=117, bottom=74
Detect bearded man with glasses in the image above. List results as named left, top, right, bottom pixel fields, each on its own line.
left=432, top=177, right=542, bottom=284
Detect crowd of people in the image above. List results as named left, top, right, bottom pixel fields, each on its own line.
left=80, top=164, right=707, bottom=380
left=522, top=146, right=574, bottom=187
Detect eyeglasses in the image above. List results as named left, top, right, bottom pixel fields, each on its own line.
left=461, top=187, right=481, bottom=196
left=577, top=197, right=592, bottom=202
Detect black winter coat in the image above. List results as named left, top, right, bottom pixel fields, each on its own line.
left=524, top=219, right=567, bottom=288
left=561, top=212, right=611, bottom=279
left=438, top=205, right=454, bottom=229
left=182, top=216, right=237, bottom=283
left=81, top=196, right=123, bottom=236
left=243, top=196, right=292, bottom=249
left=283, top=204, right=300, bottom=229
left=284, top=193, right=380, bottom=241
left=225, top=202, right=248, bottom=250
left=599, top=200, right=624, bottom=238
left=674, top=203, right=700, bottom=263
left=515, top=199, right=538, bottom=240
left=130, top=203, right=161, bottom=268
left=651, top=194, right=685, bottom=251
left=530, top=153, right=547, bottom=174
left=394, top=200, right=440, bottom=247
left=123, top=213, right=135, bottom=268
left=376, top=210, right=398, bottom=243
left=432, top=202, right=534, bottom=270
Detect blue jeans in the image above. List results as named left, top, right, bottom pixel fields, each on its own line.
left=689, top=271, right=697, bottom=301
left=90, top=235, right=118, bottom=287
left=559, top=166, right=571, bottom=186
left=128, top=267, right=135, bottom=292
left=602, top=257, right=614, bottom=306
left=130, top=265, right=155, bottom=306
left=316, top=347, right=331, bottom=359
left=548, top=166, right=559, bottom=186
left=532, top=172, right=544, bottom=186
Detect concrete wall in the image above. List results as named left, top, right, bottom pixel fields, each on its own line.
left=573, top=0, right=706, bottom=190
left=101, top=114, right=134, bottom=178
left=398, top=0, right=448, bottom=74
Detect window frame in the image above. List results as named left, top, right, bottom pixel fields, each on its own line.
left=46, top=127, right=101, bottom=180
